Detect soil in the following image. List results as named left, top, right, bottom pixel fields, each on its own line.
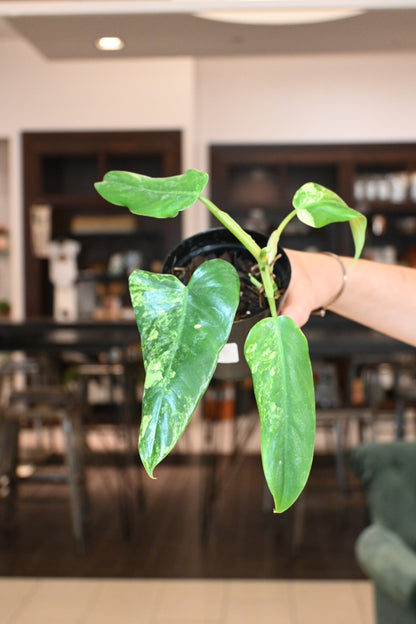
left=169, top=250, right=269, bottom=322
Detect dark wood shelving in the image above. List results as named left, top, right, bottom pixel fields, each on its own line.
left=364, top=202, right=416, bottom=214
left=210, top=143, right=416, bottom=262
left=23, top=130, right=182, bottom=317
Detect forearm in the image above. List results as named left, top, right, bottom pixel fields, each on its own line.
left=332, top=256, right=416, bottom=346
left=282, top=249, right=416, bottom=347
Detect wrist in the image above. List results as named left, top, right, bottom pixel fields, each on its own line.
left=282, top=249, right=349, bottom=322
left=312, top=252, right=348, bottom=317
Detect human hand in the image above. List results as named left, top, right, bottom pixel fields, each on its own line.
left=279, top=250, right=346, bottom=327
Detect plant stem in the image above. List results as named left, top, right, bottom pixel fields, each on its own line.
left=199, top=195, right=262, bottom=261
left=200, top=194, right=279, bottom=318
left=259, top=258, right=278, bottom=318
left=267, top=208, right=297, bottom=263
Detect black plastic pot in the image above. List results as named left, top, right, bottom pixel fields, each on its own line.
left=163, top=228, right=291, bottom=381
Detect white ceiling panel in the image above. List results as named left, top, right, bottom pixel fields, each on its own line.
left=1, top=3, right=416, bottom=58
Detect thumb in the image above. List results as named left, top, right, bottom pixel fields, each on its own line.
left=278, top=302, right=310, bottom=328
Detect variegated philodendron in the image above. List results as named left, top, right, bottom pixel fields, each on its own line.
left=95, top=169, right=366, bottom=512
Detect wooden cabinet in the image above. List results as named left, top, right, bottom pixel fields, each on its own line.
left=23, top=131, right=182, bottom=317
left=210, top=143, right=416, bottom=264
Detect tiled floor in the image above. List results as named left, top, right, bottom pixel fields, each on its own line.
left=0, top=578, right=374, bottom=624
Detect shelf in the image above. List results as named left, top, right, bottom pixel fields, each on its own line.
left=78, top=271, right=131, bottom=283
left=210, top=142, right=416, bottom=262
left=41, top=154, right=99, bottom=195
left=35, top=195, right=106, bottom=208
left=358, top=201, right=416, bottom=214
left=67, top=230, right=157, bottom=240
left=23, top=130, right=182, bottom=317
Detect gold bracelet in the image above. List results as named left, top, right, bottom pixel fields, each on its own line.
left=313, top=252, right=348, bottom=318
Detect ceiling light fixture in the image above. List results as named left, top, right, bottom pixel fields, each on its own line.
left=195, top=8, right=365, bottom=26
left=95, top=36, right=125, bottom=51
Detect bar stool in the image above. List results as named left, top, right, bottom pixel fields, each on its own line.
left=0, top=357, right=87, bottom=549
left=76, top=359, right=144, bottom=538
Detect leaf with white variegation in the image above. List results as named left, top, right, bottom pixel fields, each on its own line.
left=129, top=259, right=240, bottom=477
left=293, top=182, right=367, bottom=261
left=95, top=168, right=209, bottom=218
left=244, top=316, right=316, bottom=513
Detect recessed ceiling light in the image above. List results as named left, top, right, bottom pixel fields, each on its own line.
left=95, top=36, right=125, bottom=52
left=195, top=8, right=365, bottom=26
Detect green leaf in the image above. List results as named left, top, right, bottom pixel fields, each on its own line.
left=95, top=168, right=209, bottom=218
left=293, top=182, right=367, bottom=260
left=129, top=259, right=240, bottom=476
left=244, top=316, right=316, bottom=513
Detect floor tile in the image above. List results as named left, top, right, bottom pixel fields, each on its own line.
left=224, top=580, right=293, bottom=624
left=154, top=621, right=218, bottom=624
left=0, top=579, right=38, bottom=624
left=289, top=580, right=373, bottom=624
left=84, top=579, right=160, bottom=624
left=10, top=579, right=100, bottom=624
left=352, top=581, right=375, bottom=624
left=0, top=578, right=375, bottom=624
left=153, top=580, right=227, bottom=622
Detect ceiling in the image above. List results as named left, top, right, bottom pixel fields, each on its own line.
left=1, top=1, right=416, bottom=59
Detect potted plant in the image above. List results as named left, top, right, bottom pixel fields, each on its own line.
left=95, top=169, right=366, bottom=513
left=161, top=225, right=292, bottom=381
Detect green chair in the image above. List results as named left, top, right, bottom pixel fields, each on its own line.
left=350, top=441, right=416, bottom=624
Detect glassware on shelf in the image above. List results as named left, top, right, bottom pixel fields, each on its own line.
left=354, top=171, right=409, bottom=205
left=409, top=172, right=416, bottom=202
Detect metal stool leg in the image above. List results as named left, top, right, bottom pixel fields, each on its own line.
left=62, top=414, right=87, bottom=550
left=0, top=419, right=19, bottom=532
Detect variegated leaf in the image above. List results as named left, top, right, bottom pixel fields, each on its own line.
left=129, top=259, right=240, bottom=476
left=244, top=316, right=316, bottom=512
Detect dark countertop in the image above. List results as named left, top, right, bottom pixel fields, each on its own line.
left=304, top=314, right=414, bottom=360
left=0, top=318, right=140, bottom=355
left=0, top=314, right=413, bottom=360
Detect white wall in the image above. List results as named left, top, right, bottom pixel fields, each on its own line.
left=195, top=52, right=416, bottom=173
left=0, top=140, right=7, bottom=223
left=0, top=38, right=196, bottom=317
left=0, top=40, right=196, bottom=134
left=1, top=36, right=416, bottom=317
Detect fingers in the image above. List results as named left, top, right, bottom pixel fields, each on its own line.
left=278, top=301, right=310, bottom=328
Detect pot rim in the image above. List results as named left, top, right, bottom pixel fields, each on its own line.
left=163, top=227, right=291, bottom=290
